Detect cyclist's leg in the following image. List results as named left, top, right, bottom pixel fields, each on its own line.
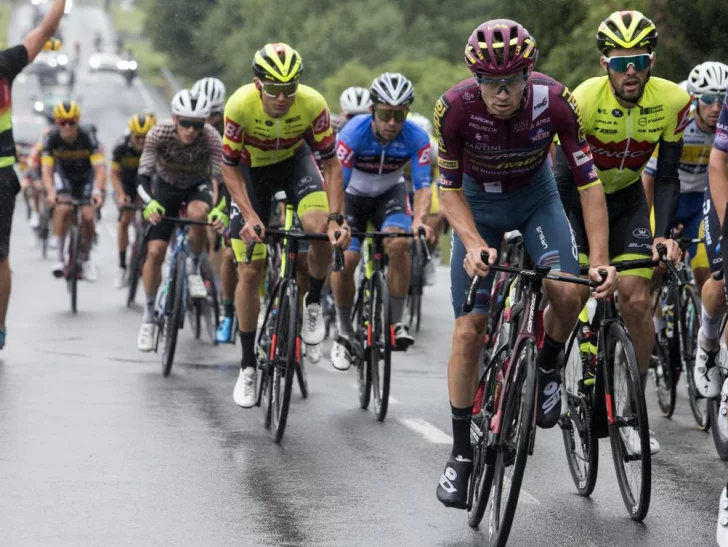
left=0, top=170, right=20, bottom=341
left=51, top=172, right=73, bottom=273
left=290, top=144, right=330, bottom=344
left=677, top=191, right=709, bottom=289
left=217, top=182, right=237, bottom=340
left=373, top=183, right=413, bottom=344
left=76, top=176, right=96, bottom=272
left=185, top=181, right=213, bottom=276
left=118, top=177, right=137, bottom=270
left=696, top=187, right=724, bottom=397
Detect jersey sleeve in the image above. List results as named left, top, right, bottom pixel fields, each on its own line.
left=137, top=125, right=159, bottom=177
left=221, top=89, right=247, bottom=166
left=111, top=137, right=125, bottom=170
left=713, top=93, right=728, bottom=153
left=552, top=85, right=601, bottom=191
left=87, top=128, right=105, bottom=166
left=644, top=146, right=659, bottom=177
left=335, top=120, right=357, bottom=187
left=307, top=91, right=336, bottom=160
left=0, top=45, right=29, bottom=83
left=40, top=131, right=55, bottom=168
left=204, top=124, right=223, bottom=180
left=409, top=125, right=432, bottom=191
left=434, top=94, right=463, bottom=191
left=662, top=88, right=692, bottom=143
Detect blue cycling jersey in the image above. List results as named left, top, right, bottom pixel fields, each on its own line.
left=335, top=114, right=431, bottom=197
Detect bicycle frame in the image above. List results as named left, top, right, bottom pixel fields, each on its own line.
left=158, top=225, right=191, bottom=318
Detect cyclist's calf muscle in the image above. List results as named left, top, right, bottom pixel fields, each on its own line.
left=448, top=314, right=488, bottom=408
left=236, top=260, right=265, bottom=332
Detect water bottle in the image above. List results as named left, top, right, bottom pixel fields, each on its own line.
left=579, top=321, right=598, bottom=385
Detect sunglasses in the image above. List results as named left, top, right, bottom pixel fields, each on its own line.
left=178, top=119, right=205, bottom=130
left=699, top=93, right=725, bottom=106
left=375, top=108, right=408, bottom=122
left=602, top=53, right=653, bottom=73
left=261, top=82, right=299, bottom=98
left=131, top=133, right=147, bottom=142
left=56, top=119, right=77, bottom=127
left=475, top=72, right=528, bottom=96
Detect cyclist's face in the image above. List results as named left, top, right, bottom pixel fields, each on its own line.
left=56, top=118, right=79, bottom=141
left=478, top=69, right=529, bottom=119
left=372, top=105, right=408, bottom=141
left=130, top=133, right=146, bottom=152
left=697, top=96, right=722, bottom=129
left=255, top=78, right=296, bottom=118
left=601, top=47, right=653, bottom=103
left=173, top=116, right=205, bottom=144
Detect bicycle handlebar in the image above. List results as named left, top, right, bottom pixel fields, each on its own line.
left=159, top=216, right=212, bottom=227
left=243, top=225, right=346, bottom=272
left=417, top=226, right=432, bottom=263
left=56, top=197, right=92, bottom=206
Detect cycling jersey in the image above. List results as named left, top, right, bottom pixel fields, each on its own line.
left=643, top=106, right=713, bottom=193
left=712, top=93, right=728, bottom=153
left=222, top=83, right=336, bottom=168
left=137, top=121, right=222, bottom=194
left=436, top=73, right=600, bottom=193
left=336, top=114, right=431, bottom=197
left=40, top=124, right=105, bottom=183
left=573, top=76, right=691, bottom=194
left=0, top=45, right=30, bottom=170
left=111, top=134, right=142, bottom=195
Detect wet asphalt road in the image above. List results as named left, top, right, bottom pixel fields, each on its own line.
left=1, top=5, right=727, bottom=546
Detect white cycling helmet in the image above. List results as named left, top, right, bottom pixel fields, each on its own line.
left=407, top=112, right=433, bottom=135
left=370, top=72, right=415, bottom=107
left=339, top=86, right=371, bottom=115
left=171, top=89, right=211, bottom=119
left=687, top=62, right=728, bottom=97
left=192, top=77, right=226, bottom=113
left=677, top=80, right=689, bottom=93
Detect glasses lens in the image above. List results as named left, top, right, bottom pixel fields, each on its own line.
left=179, top=119, right=204, bottom=130
left=700, top=93, right=724, bottom=106
left=262, top=82, right=298, bottom=98
left=57, top=119, right=76, bottom=127
left=476, top=73, right=528, bottom=96
left=607, top=54, right=651, bottom=72
left=376, top=109, right=407, bottom=122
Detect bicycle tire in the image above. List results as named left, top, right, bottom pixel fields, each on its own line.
left=708, top=399, right=728, bottom=459
left=126, top=236, right=145, bottom=308
left=200, top=256, right=220, bottom=344
left=604, top=321, right=651, bottom=521
left=162, top=254, right=184, bottom=377
left=651, top=333, right=675, bottom=418
left=370, top=271, right=392, bottom=422
left=296, top=356, right=309, bottom=399
left=69, top=226, right=79, bottom=314
left=468, top=344, right=507, bottom=528
left=680, top=284, right=709, bottom=430
left=271, top=280, right=298, bottom=443
left=355, top=282, right=372, bottom=410
left=485, top=338, right=537, bottom=547
left=561, top=328, right=599, bottom=497
left=192, top=301, right=202, bottom=340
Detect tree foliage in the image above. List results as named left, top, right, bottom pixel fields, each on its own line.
left=140, top=0, right=727, bottom=114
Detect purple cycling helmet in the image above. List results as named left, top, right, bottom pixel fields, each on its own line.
left=464, top=19, right=538, bottom=76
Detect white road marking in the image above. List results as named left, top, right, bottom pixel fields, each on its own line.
left=399, top=418, right=452, bottom=444
left=349, top=383, right=398, bottom=404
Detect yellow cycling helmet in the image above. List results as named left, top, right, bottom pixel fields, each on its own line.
left=252, top=43, right=303, bottom=83
left=128, top=113, right=156, bottom=135
left=596, top=11, right=658, bottom=54
left=53, top=100, right=81, bottom=120
left=43, top=37, right=62, bottom=51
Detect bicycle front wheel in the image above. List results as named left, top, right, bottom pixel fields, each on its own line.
left=485, top=338, right=537, bottom=547
left=650, top=333, right=675, bottom=418
left=354, top=282, right=371, bottom=410
left=162, top=254, right=185, bottom=377
left=126, top=236, right=145, bottom=308
left=370, top=271, right=392, bottom=422
left=681, top=284, right=709, bottom=430
left=604, top=321, right=651, bottom=521
left=271, top=280, right=299, bottom=443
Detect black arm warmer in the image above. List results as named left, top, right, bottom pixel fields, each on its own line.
left=653, top=139, right=683, bottom=239
left=136, top=173, right=152, bottom=204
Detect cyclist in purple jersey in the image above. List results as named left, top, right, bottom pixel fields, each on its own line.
left=434, top=19, right=618, bottom=510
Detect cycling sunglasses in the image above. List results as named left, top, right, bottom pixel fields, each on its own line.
left=699, top=93, right=725, bottom=106
left=375, top=108, right=408, bottom=122
left=56, top=119, right=77, bottom=127
left=178, top=119, right=205, bottom=130
left=602, top=53, right=654, bottom=73
left=475, top=72, right=528, bottom=96
left=261, top=81, right=299, bottom=98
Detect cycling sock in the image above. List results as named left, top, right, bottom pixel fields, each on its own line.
left=536, top=334, right=565, bottom=374
left=451, top=403, right=473, bottom=460
left=336, top=305, right=354, bottom=334
left=119, top=250, right=126, bottom=269
left=240, top=330, right=256, bottom=369
left=143, top=293, right=156, bottom=323
left=223, top=299, right=234, bottom=318
left=701, top=304, right=721, bottom=341
left=390, top=296, right=406, bottom=324
left=306, top=275, right=325, bottom=305
left=189, top=251, right=202, bottom=275
left=57, top=235, right=65, bottom=262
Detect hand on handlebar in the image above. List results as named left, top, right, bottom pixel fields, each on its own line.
left=413, top=220, right=436, bottom=245
left=653, top=237, right=681, bottom=265
left=241, top=218, right=264, bottom=244
left=464, top=245, right=496, bottom=278
left=588, top=265, right=618, bottom=300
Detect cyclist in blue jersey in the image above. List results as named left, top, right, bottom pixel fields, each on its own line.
left=330, top=72, right=436, bottom=370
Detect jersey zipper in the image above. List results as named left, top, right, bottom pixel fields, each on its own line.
left=378, top=144, right=389, bottom=176
left=612, top=108, right=632, bottom=193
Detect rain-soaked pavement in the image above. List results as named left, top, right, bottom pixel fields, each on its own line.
left=1, top=4, right=726, bottom=546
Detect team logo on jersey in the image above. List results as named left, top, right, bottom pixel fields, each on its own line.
left=532, top=85, right=549, bottom=121
left=312, top=110, right=330, bottom=134
left=572, top=145, right=592, bottom=166
left=675, top=101, right=692, bottom=134
left=417, top=144, right=431, bottom=166
left=433, top=97, right=451, bottom=154
left=224, top=118, right=243, bottom=143
left=612, top=109, right=623, bottom=118
left=633, top=228, right=651, bottom=240
left=587, top=136, right=655, bottom=171
left=336, top=141, right=354, bottom=168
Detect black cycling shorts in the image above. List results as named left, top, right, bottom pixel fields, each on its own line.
left=229, top=142, right=328, bottom=262
left=54, top=170, right=94, bottom=200
left=562, top=179, right=654, bottom=278
left=147, top=178, right=214, bottom=242
left=345, top=183, right=412, bottom=254
left=0, top=167, right=21, bottom=260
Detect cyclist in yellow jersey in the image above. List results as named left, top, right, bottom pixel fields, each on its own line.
left=221, top=43, right=350, bottom=408
left=556, top=10, right=690, bottom=455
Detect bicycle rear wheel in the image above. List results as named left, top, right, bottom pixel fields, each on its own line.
left=681, top=284, right=709, bottom=430
left=370, top=271, right=392, bottom=422
left=485, top=338, right=537, bottom=547
left=354, top=283, right=371, bottom=410
left=561, top=328, right=599, bottom=497
left=68, top=225, right=80, bottom=314
left=126, top=236, right=145, bottom=308
left=271, top=280, right=298, bottom=443
left=604, top=321, right=651, bottom=521
left=650, top=333, right=675, bottom=418
left=162, top=254, right=185, bottom=377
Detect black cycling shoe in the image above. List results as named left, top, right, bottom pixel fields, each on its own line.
left=536, top=367, right=563, bottom=429
left=436, top=454, right=473, bottom=509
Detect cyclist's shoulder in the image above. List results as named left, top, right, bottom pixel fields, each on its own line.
left=441, top=78, right=479, bottom=104
left=338, top=114, right=370, bottom=143
left=225, top=83, right=259, bottom=117
left=572, top=76, right=609, bottom=107
left=644, top=77, right=691, bottom=111
left=43, top=125, right=61, bottom=145
left=400, top=119, right=431, bottom=149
